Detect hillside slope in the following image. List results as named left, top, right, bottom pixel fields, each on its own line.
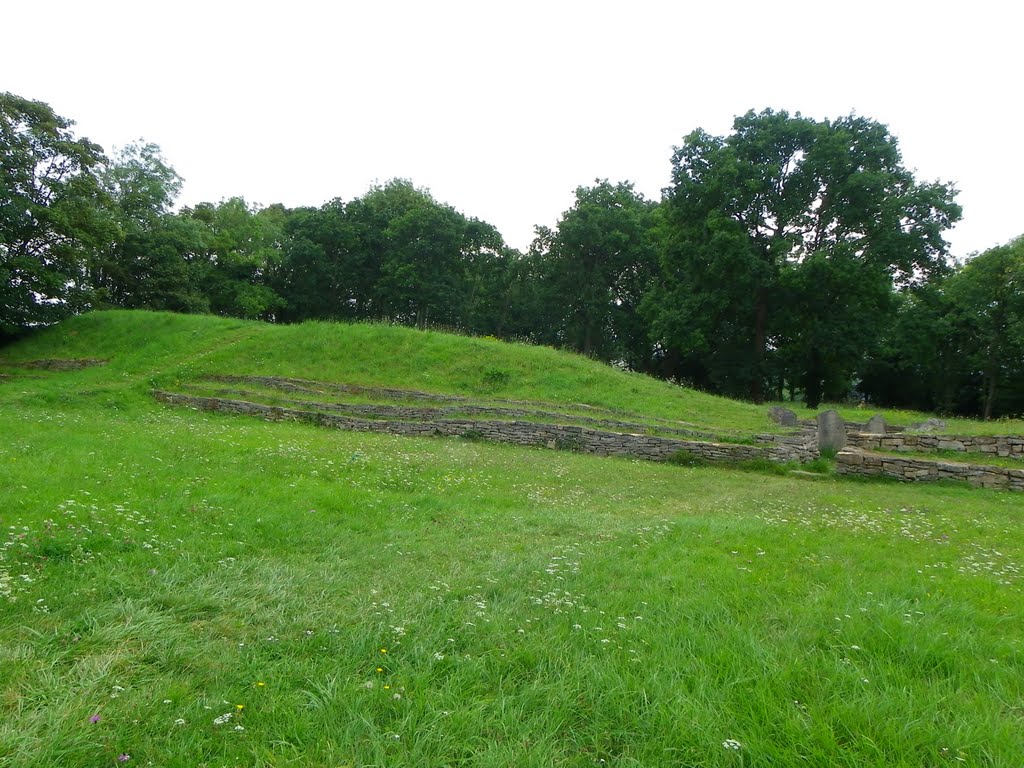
left=0, top=310, right=779, bottom=434
left=3, top=310, right=1023, bottom=437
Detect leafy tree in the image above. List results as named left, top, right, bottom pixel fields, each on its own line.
left=275, top=180, right=508, bottom=330
left=458, top=219, right=513, bottom=335
left=101, top=141, right=181, bottom=227
left=348, top=179, right=482, bottom=327
left=773, top=251, right=895, bottom=407
left=861, top=239, right=1024, bottom=419
left=945, top=237, right=1024, bottom=419
left=273, top=202, right=356, bottom=323
left=481, top=244, right=564, bottom=344
left=106, top=213, right=211, bottom=313
left=187, top=198, right=285, bottom=320
left=1, top=92, right=113, bottom=337
left=534, top=180, right=658, bottom=364
left=858, top=284, right=960, bottom=413
left=378, top=198, right=468, bottom=328
left=653, top=109, right=961, bottom=405
left=91, top=141, right=184, bottom=304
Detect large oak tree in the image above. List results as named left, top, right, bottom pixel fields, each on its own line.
left=652, top=109, right=961, bottom=405
left=1, top=92, right=112, bottom=337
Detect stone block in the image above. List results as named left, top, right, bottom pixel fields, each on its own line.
left=816, top=410, right=847, bottom=452
left=768, top=406, right=799, bottom=426
left=909, top=418, right=947, bottom=432
left=864, top=414, right=887, bottom=434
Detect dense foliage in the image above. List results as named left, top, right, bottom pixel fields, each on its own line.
left=2, top=93, right=1020, bottom=417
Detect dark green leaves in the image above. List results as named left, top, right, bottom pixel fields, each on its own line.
left=1, top=92, right=111, bottom=336
left=653, top=108, right=961, bottom=405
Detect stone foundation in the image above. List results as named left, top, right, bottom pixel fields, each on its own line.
left=154, top=390, right=818, bottom=465
left=847, top=432, right=1024, bottom=459
left=195, top=383, right=719, bottom=440
left=836, top=449, right=1024, bottom=491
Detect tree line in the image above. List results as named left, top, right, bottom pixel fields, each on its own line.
left=2, top=92, right=1022, bottom=417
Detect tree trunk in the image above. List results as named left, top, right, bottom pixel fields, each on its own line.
left=750, top=288, right=768, bottom=403
left=804, top=347, right=823, bottom=410
left=983, top=358, right=997, bottom=421
left=582, top=324, right=594, bottom=357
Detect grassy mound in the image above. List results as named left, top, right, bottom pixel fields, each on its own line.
left=1, top=310, right=775, bottom=433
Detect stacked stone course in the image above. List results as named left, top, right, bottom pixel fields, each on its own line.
left=847, top=432, right=1024, bottom=458
left=836, top=449, right=1024, bottom=491
left=153, top=383, right=1024, bottom=492
left=154, top=391, right=817, bottom=464
left=199, top=384, right=718, bottom=440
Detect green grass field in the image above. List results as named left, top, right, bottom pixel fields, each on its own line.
left=1, top=311, right=1022, bottom=767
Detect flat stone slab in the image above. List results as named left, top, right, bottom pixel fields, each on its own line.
left=864, top=414, right=887, bottom=434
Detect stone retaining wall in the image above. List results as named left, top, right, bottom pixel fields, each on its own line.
left=8, top=358, right=107, bottom=371
left=155, top=391, right=817, bottom=464
left=196, top=385, right=719, bottom=440
left=835, top=449, right=1024, bottom=491
left=206, top=375, right=710, bottom=431
left=847, top=432, right=1024, bottom=458
left=755, top=432, right=817, bottom=450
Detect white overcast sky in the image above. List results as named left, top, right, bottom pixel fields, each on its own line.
left=3, top=0, right=1020, bottom=258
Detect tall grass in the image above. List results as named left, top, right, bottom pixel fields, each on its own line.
left=1, top=310, right=1022, bottom=766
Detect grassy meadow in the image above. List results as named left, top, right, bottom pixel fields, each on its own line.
left=1, top=311, right=1022, bottom=767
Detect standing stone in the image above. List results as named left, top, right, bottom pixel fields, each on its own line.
left=768, top=406, right=799, bottom=427
left=817, top=409, right=847, bottom=452
left=909, top=417, right=947, bottom=432
left=864, top=414, right=887, bottom=434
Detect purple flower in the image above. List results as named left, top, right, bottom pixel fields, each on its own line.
left=89, top=714, right=101, bottom=724
left=117, top=755, right=130, bottom=762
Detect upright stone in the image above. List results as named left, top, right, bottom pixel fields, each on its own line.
left=864, top=414, right=887, bottom=434
left=817, top=409, right=847, bottom=453
left=768, top=406, right=798, bottom=427
left=910, top=417, right=947, bottom=432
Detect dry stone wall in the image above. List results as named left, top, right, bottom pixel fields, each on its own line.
left=5, top=358, right=107, bottom=371
left=755, top=432, right=816, bottom=451
left=154, top=387, right=1024, bottom=491
left=155, top=391, right=818, bottom=464
left=197, top=385, right=719, bottom=440
left=208, top=375, right=690, bottom=428
left=847, top=432, right=1024, bottom=459
left=836, top=449, right=1024, bottom=491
